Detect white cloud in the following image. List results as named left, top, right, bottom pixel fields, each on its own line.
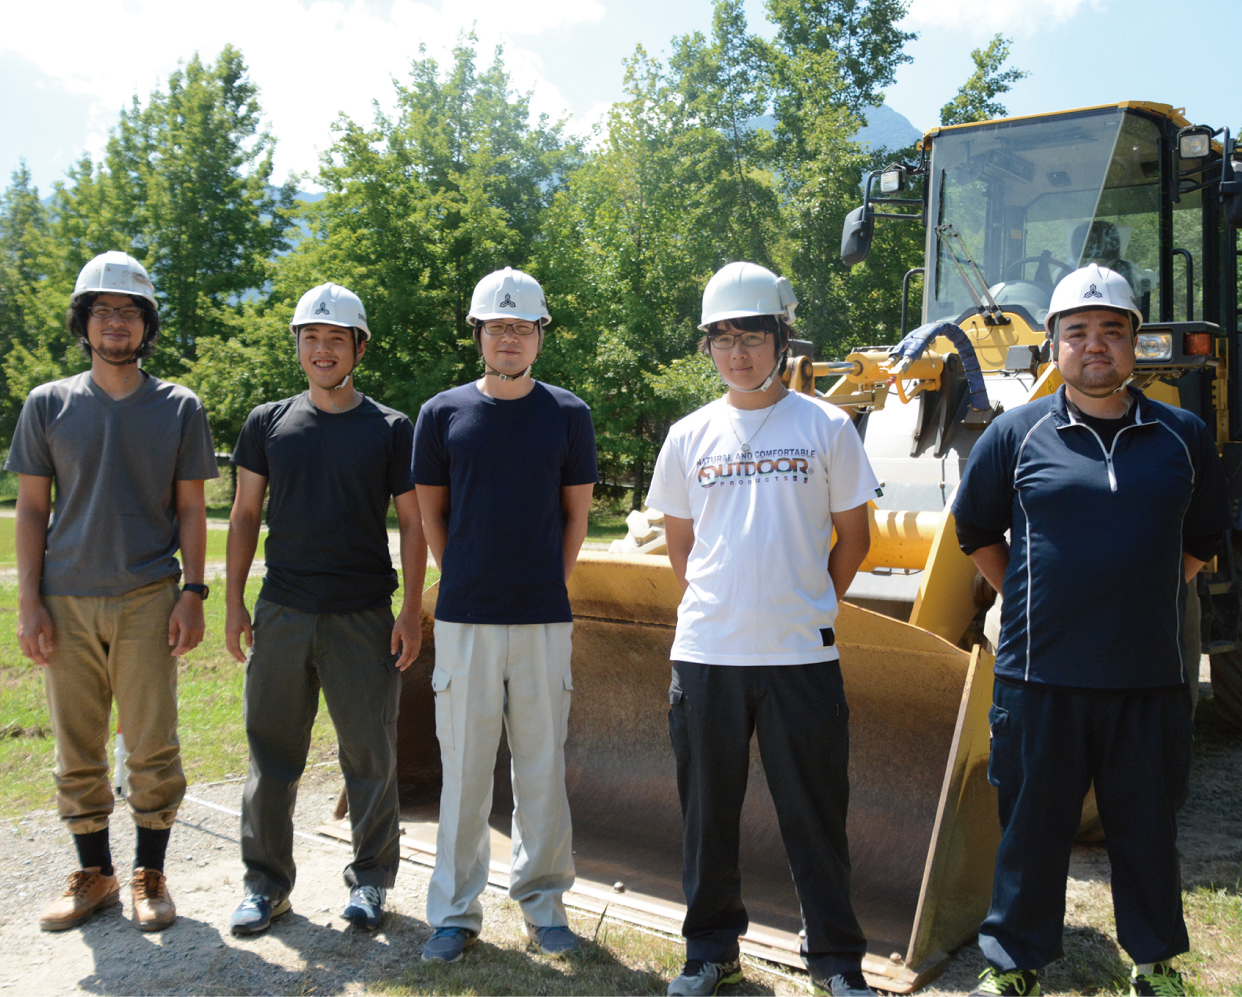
left=903, top=0, right=1101, bottom=34
left=0, top=0, right=603, bottom=186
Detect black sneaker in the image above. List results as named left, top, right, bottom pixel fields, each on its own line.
left=971, top=967, right=1040, bottom=995
left=667, top=956, right=743, bottom=996
left=1130, top=962, right=1184, bottom=996
left=812, top=970, right=877, bottom=996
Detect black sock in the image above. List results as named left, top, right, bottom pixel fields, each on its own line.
left=73, top=828, right=113, bottom=877
left=134, top=826, right=171, bottom=872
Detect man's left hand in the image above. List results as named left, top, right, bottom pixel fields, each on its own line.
left=391, top=608, right=422, bottom=671
left=168, top=591, right=206, bottom=656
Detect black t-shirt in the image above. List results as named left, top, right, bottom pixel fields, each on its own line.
left=233, top=392, right=415, bottom=614
left=413, top=381, right=598, bottom=624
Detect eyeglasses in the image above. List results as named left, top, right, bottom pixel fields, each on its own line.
left=481, top=321, right=538, bottom=337
left=89, top=304, right=144, bottom=322
left=708, top=331, right=770, bottom=349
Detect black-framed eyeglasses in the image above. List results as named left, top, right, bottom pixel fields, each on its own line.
left=89, top=304, right=144, bottom=322
left=481, top=320, right=538, bottom=337
left=708, top=331, right=770, bottom=349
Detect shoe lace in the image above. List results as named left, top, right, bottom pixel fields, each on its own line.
left=978, top=968, right=1034, bottom=995
left=134, top=869, right=163, bottom=900
left=680, top=960, right=707, bottom=978
left=353, top=885, right=382, bottom=906
left=432, top=927, right=467, bottom=940
left=64, top=871, right=97, bottom=897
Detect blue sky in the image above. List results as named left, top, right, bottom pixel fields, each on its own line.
left=2, top=0, right=1237, bottom=195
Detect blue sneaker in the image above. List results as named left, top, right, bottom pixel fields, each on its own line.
left=229, top=894, right=291, bottom=936
left=421, top=926, right=478, bottom=963
left=342, top=885, right=385, bottom=930
left=526, top=922, right=581, bottom=957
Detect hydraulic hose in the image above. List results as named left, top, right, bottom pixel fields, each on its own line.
left=888, top=320, right=990, bottom=411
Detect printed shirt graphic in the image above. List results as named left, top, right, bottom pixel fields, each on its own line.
left=647, top=391, right=879, bottom=665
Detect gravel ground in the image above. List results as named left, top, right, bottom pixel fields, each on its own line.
left=0, top=695, right=1237, bottom=996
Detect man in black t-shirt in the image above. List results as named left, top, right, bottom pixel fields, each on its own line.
left=224, top=283, right=426, bottom=937
left=414, top=267, right=597, bottom=964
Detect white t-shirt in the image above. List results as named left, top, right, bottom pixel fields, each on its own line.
left=646, top=390, right=880, bottom=665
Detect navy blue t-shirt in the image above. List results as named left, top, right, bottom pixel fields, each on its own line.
left=413, top=381, right=598, bottom=624
left=233, top=392, right=415, bottom=614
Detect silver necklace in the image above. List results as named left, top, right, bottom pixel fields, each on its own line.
left=726, top=391, right=784, bottom=455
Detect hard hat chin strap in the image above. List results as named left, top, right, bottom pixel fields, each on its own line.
left=721, top=353, right=786, bottom=394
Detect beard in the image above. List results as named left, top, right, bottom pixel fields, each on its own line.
left=1064, top=360, right=1130, bottom=397
left=93, top=339, right=138, bottom=363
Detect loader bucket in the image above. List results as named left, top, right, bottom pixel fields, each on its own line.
left=376, top=552, right=1000, bottom=993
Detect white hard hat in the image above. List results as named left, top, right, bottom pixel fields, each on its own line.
left=1045, top=264, right=1142, bottom=336
left=467, top=267, right=552, bottom=327
left=699, top=261, right=797, bottom=331
left=290, top=282, right=371, bottom=340
left=72, top=251, right=156, bottom=306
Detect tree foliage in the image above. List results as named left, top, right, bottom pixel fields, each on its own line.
left=1, top=4, right=1016, bottom=487
left=939, top=34, right=1029, bottom=126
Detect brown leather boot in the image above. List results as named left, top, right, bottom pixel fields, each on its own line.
left=130, top=867, right=176, bottom=931
left=39, top=868, right=121, bottom=931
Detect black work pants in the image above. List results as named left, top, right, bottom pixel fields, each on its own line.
left=669, top=660, right=867, bottom=978
left=980, top=678, right=1193, bottom=970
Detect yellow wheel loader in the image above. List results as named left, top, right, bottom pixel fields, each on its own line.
left=320, top=102, right=1242, bottom=992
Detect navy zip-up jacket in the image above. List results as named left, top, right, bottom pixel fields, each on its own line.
left=953, top=385, right=1229, bottom=688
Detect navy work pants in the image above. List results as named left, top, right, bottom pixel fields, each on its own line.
left=669, top=661, right=867, bottom=979
left=980, top=678, right=1193, bottom=970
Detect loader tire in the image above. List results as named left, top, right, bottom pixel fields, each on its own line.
left=1209, top=649, right=1242, bottom=732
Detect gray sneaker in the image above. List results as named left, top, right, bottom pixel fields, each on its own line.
left=421, top=926, right=478, bottom=963
left=668, top=956, right=744, bottom=996
left=525, top=922, right=581, bottom=957
left=229, top=894, right=291, bottom=936
left=813, top=970, right=877, bottom=996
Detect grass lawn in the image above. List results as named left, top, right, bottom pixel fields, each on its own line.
left=0, top=574, right=432, bottom=818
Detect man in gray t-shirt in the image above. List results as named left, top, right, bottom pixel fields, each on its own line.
left=5, top=252, right=217, bottom=935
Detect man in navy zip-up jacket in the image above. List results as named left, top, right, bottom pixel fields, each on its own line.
left=952, top=265, right=1229, bottom=997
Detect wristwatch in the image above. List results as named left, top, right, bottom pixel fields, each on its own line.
left=182, top=583, right=210, bottom=600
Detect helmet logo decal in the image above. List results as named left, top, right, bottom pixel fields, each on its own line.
left=499, top=293, right=517, bottom=308
left=313, top=301, right=331, bottom=316
left=1083, top=284, right=1103, bottom=299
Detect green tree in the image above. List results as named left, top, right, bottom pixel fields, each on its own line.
left=939, top=34, right=1029, bottom=126
left=185, top=38, right=577, bottom=445
left=104, top=46, right=296, bottom=360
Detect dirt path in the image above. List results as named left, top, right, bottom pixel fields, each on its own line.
left=0, top=702, right=1238, bottom=996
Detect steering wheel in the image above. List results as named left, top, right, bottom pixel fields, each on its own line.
left=1005, top=255, right=1075, bottom=286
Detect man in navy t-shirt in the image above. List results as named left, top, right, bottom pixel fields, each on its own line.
left=414, top=267, right=597, bottom=964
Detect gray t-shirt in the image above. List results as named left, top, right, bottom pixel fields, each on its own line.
left=5, top=370, right=219, bottom=597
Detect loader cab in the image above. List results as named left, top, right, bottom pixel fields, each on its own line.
left=847, top=102, right=1241, bottom=437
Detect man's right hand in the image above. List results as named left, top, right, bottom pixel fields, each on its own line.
left=17, top=601, right=55, bottom=666
left=225, top=604, right=253, bottom=663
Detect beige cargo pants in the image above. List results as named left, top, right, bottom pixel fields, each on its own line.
left=427, top=621, right=575, bottom=934
left=42, top=578, right=185, bottom=833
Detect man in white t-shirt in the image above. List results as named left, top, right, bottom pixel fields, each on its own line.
left=647, top=262, right=880, bottom=997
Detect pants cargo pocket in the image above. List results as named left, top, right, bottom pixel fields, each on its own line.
left=560, top=670, right=573, bottom=746
left=432, top=667, right=454, bottom=752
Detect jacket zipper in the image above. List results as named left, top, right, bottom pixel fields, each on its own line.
left=1071, top=416, right=1143, bottom=494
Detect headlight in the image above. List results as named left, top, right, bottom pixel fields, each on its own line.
left=1135, top=333, right=1173, bottom=361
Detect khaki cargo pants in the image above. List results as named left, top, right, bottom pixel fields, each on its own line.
left=42, top=578, right=186, bottom=833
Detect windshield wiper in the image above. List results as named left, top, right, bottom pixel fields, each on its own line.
left=935, top=224, right=1009, bottom=326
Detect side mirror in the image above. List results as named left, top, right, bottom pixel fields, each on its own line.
left=841, top=205, right=874, bottom=267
